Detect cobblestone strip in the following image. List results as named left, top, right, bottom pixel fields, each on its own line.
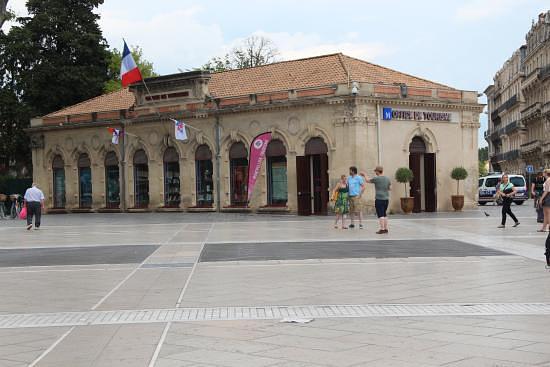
left=2, top=303, right=550, bottom=329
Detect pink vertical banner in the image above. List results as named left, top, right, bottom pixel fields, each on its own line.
left=247, top=132, right=272, bottom=203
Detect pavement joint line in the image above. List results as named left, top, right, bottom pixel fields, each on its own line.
left=2, top=303, right=550, bottom=329
left=28, top=326, right=74, bottom=367
left=175, top=222, right=215, bottom=307
left=147, top=322, right=171, bottom=367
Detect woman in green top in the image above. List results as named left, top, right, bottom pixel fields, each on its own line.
left=497, top=174, right=520, bottom=228
left=332, top=175, right=349, bottom=229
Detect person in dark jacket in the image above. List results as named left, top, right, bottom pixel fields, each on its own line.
left=496, top=174, right=520, bottom=228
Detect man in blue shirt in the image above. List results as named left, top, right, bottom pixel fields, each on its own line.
left=347, top=166, right=365, bottom=229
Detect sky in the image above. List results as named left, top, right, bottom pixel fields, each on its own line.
left=4, top=0, right=549, bottom=147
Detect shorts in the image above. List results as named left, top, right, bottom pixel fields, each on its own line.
left=348, top=196, right=362, bottom=214
left=543, top=195, right=550, bottom=207
left=375, top=199, right=389, bottom=218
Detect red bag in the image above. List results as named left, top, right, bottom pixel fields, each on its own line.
left=19, top=207, right=27, bottom=220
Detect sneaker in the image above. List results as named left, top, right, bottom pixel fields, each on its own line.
left=513, top=222, right=520, bottom=227
left=359, top=224, right=363, bottom=229
left=376, top=229, right=385, bottom=234
left=497, top=225, right=505, bottom=228
left=26, top=224, right=32, bottom=231
left=33, top=227, right=39, bottom=230
left=349, top=224, right=355, bottom=229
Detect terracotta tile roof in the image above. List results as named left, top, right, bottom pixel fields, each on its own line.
left=45, top=88, right=136, bottom=118
left=209, top=53, right=349, bottom=98
left=340, top=54, right=453, bottom=90
left=44, top=53, right=455, bottom=117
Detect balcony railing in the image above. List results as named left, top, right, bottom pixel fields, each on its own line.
left=490, top=149, right=520, bottom=163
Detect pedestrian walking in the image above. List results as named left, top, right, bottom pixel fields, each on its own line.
left=497, top=174, right=520, bottom=228
left=545, top=231, right=550, bottom=269
left=331, top=175, right=349, bottom=229
left=538, top=169, right=550, bottom=233
left=23, top=183, right=45, bottom=230
left=532, top=171, right=545, bottom=223
left=347, top=166, right=365, bottom=229
left=364, top=166, right=391, bottom=234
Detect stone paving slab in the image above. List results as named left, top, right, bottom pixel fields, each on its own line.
left=200, top=239, right=510, bottom=262
left=0, top=245, right=159, bottom=267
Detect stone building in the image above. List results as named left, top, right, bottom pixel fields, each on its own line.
left=486, top=11, right=550, bottom=174
left=27, top=53, right=482, bottom=215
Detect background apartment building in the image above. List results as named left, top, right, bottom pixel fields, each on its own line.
left=485, top=10, right=550, bottom=175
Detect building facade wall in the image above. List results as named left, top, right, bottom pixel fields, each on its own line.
left=486, top=11, right=550, bottom=174
left=30, top=93, right=481, bottom=214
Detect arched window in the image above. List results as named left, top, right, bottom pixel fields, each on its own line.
left=52, top=155, right=66, bottom=208
left=266, top=140, right=287, bottom=206
left=305, top=137, right=328, bottom=155
left=78, top=153, right=92, bottom=208
left=195, top=145, right=213, bottom=207
left=163, top=147, right=180, bottom=208
left=133, top=149, right=149, bottom=208
left=105, top=152, right=120, bottom=208
left=229, top=142, right=248, bottom=206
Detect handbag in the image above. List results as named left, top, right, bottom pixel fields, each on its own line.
left=19, top=206, right=27, bottom=220
left=330, top=190, right=339, bottom=202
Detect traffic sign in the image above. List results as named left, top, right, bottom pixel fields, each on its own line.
left=526, top=165, right=534, bottom=173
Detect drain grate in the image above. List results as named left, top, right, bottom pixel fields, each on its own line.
left=1, top=303, right=549, bottom=329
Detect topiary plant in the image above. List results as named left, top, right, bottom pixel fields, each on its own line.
left=451, top=167, right=468, bottom=195
left=395, top=167, right=414, bottom=197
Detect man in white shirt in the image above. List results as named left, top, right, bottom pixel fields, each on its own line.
left=24, top=183, right=45, bottom=230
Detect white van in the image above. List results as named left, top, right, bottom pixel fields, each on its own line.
left=478, top=173, right=528, bottom=205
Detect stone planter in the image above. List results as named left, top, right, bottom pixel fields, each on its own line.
left=451, top=195, right=464, bottom=211
left=400, top=197, right=414, bottom=214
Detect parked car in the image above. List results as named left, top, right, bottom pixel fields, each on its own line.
left=478, top=173, right=527, bottom=205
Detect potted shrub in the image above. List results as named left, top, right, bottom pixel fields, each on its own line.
left=451, top=166, right=468, bottom=211
left=395, top=167, right=414, bottom=214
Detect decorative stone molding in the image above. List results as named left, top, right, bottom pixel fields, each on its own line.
left=402, top=125, right=439, bottom=153
left=30, top=134, right=45, bottom=149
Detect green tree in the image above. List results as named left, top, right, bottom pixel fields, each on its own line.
left=201, top=35, right=279, bottom=71
left=0, top=0, right=10, bottom=28
left=478, top=146, right=488, bottom=161
left=3, top=0, right=110, bottom=116
left=0, top=0, right=109, bottom=174
left=104, top=45, right=159, bottom=93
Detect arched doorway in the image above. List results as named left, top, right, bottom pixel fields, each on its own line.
left=52, top=155, right=66, bottom=209
left=409, top=137, right=437, bottom=212
left=296, top=137, right=329, bottom=215
left=78, top=153, right=92, bottom=208
left=105, top=152, right=120, bottom=209
left=229, top=142, right=248, bottom=206
left=163, top=147, right=180, bottom=208
left=266, top=140, right=287, bottom=206
left=133, top=149, right=149, bottom=208
left=195, top=145, right=213, bottom=207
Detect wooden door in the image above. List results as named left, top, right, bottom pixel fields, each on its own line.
left=424, top=153, right=437, bottom=212
left=409, top=153, right=422, bottom=213
left=296, top=156, right=311, bottom=216
left=319, top=153, right=329, bottom=215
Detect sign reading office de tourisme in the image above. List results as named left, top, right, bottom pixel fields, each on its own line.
left=383, top=107, right=453, bottom=122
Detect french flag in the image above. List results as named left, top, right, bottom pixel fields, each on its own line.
left=120, top=40, right=143, bottom=87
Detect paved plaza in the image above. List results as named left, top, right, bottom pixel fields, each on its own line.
left=0, top=204, right=549, bottom=366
